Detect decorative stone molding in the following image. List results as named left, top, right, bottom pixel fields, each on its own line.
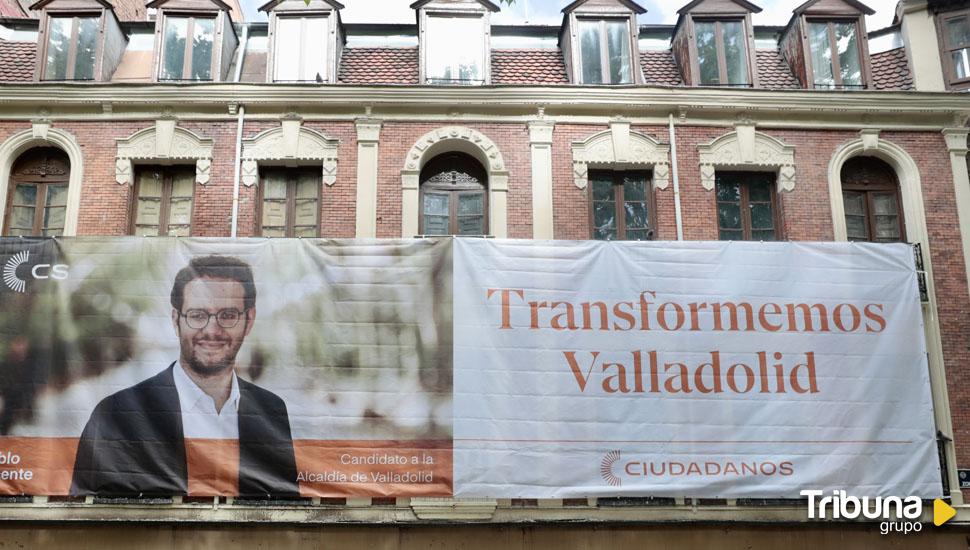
left=240, top=119, right=340, bottom=187
left=697, top=124, right=797, bottom=192
left=571, top=122, right=671, bottom=190
left=115, top=120, right=215, bottom=186
left=404, top=126, right=506, bottom=173
left=401, top=126, right=509, bottom=238
left=31, top=119, right=51, bottom=140
left=943, top=127, right=969, bottom=154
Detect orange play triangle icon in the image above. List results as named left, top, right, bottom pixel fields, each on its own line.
left=934, top=499, right=956, bottom=526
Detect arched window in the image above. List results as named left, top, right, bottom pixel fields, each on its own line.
left=841, top=157, right=904, bottom=243
left=3, top=148, right=70, bottom=236
left=419, top=152, right=488, bottom=236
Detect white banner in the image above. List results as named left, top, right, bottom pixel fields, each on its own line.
left=453, top=239, right=941, bottom=498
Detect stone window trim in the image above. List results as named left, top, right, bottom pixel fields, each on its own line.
left=401, top=126, right=508, bottom=238
left=0, top=121, right=84, bottom=236
left=571, top=120, right=671, bottom=191
left=240, top=118, right=339, bottom=188
left=697, top=123, right=796, bottom=193
left=115, top=120, right=215, bottom=187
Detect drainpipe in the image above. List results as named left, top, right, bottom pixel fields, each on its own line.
left=229, top=24, right=249, bottom=238
left=230, top=104, right=245, bottom=238
left=233, top=24, right=249, bottom=83
left=669, top=113, right=684, bottom=241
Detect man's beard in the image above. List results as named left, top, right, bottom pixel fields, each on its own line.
left=184, top=336, right=242, bottom=377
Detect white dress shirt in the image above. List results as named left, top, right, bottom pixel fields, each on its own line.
left=172, top=363, right=241, bottom=440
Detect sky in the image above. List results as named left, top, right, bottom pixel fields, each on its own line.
left=241, top=0, right=897, bottom=30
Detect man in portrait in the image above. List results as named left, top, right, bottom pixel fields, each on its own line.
left=70, top=255, right=298, bottom=497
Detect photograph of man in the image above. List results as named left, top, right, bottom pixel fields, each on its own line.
left=70, top=255, right=299, bottom=497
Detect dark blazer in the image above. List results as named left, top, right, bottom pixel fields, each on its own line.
left=70, top=363, right=299, bottom=497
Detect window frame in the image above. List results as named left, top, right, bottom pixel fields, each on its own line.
left=157, top=12, right=218, bottom=81
left=418, top=153, right=489, bottom=237
left=936, top=8, right=970, bottom=89
left=420, top=9, right=490, bottom=86
left=714, top=172, right=783, bottom=241
left=576, top=17, right=635, bottom=85
left=587, top=170, right=656, bottom=241
left=269, top=13, right=330, bottom=83
left=841, top=176, right=905, bottom=244
left=128, top=166, right=196, bottom=237
left=2, top=149, right=70, bottom=237
left=803, top=16, right=869, bottom=90
left=39, top=11, right=104, bottom=81
left=255, top=167, right=322, bottom=238
left=128, top=164, right=196, bottom=237
left=690, top=17, right=753, bottom=88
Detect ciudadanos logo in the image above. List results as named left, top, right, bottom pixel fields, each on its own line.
left=2, top=250, right=68, bottom=293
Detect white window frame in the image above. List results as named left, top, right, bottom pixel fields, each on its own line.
left=271, top=14, right=330, bottom=83
left=419, top=9, right=491, bottom=85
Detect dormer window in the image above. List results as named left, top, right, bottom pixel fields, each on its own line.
left=43, top=15, right=100, bottom=80
left=273, top=16, right=329, bottom=82
left=938, top=8, right=970, bottom=89
left=148, top=0, right=238, bottom=83
left=560, top=0, right=645, bottom=86
left=779, top=0, right=874, bottom=90
left=425, top=15, right=485, bottom=84
left=261, top=0, right=343, bottom=84
left=412, top=0, right=498, bottom=86
left=578, top=19, right=632, bottom=84
left=31, top=0, right=127, bottom=82
left=670, top=0, right=760, bottom=88
left=160, top=15, right=215, bottom=80
left=806, top=20, right=863, bottom=89
left=694, top=19, right=749, bottom=86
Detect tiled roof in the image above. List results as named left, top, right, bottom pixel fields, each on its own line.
left=756, top=49, right=801, bottom=90
left=491, top=49, right=567, bottom=85
left=339, top=47, right=418, bottom=85
left=0, top=40, right=35, bottom=82
left=640, top=50, right=682, bottom=86
left=871, top=47, right=914, bottom=91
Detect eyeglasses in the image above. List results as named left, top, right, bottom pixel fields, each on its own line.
left=179, top=308, right=248, bottom=330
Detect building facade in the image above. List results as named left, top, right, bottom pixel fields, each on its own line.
left=0, top=0, right=969, bottom=545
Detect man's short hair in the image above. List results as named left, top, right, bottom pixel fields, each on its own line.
left=170, top=255, right=257, bottom=312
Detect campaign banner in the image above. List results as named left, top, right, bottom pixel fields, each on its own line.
left=0, top=237, right=943, bottom=499
left=0, top=237, right=452, bottom=497
left=452, top=239, right=942, bottom=498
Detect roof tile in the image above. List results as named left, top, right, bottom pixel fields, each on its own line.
left=0, top=39, right=35, bottom=82
left=492, top=49, right=567, bottom=85
left=640, top=50, right=682, bottom=86
left=338, top=47, right=419, bottom=85
left=756, top=49, right=801, bottom=90
left=870, top=47, right=913, bottom=91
